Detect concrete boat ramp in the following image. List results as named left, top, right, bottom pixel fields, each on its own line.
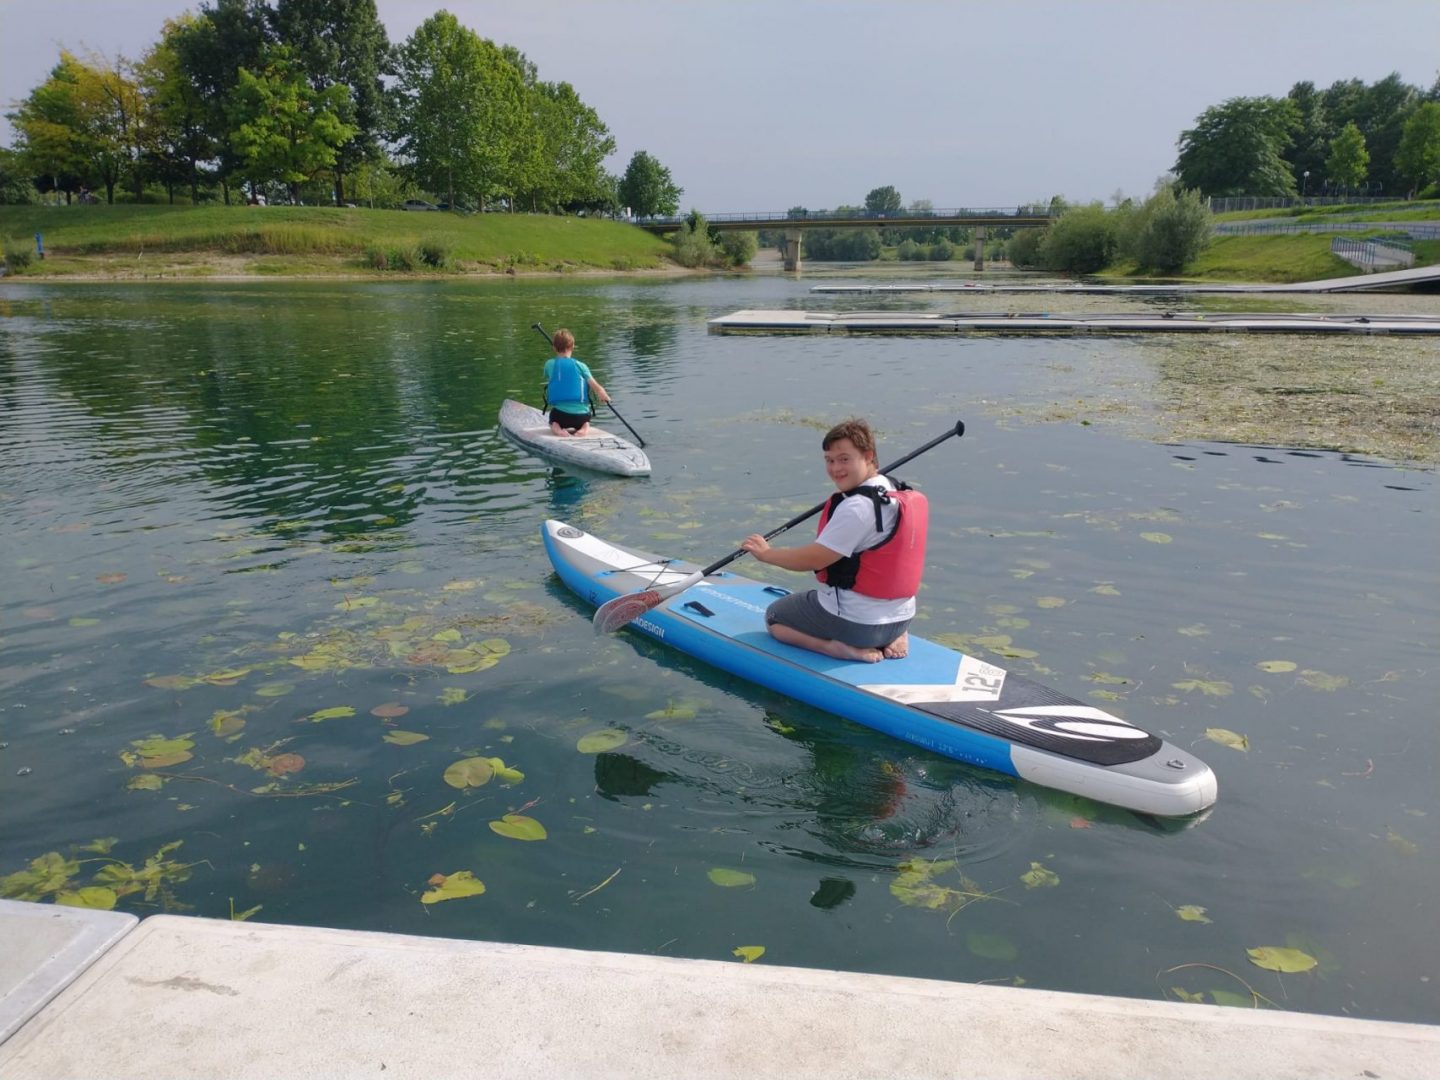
left=709, top=309, right=1440, bottom=336
left=3, top=899, right=1438, bottom=1079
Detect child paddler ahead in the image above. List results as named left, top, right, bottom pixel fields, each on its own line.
left=740, top=417, right=929, bottom=664
left=543, top=328, right=611, bottom=437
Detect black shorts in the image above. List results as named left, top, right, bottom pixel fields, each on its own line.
left=764, top=589, right=911, bottom=649
left=549, top=407, right=592, bottom=431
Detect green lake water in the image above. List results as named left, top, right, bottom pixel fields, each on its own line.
left=0, top=273, right=1436, bottom=1023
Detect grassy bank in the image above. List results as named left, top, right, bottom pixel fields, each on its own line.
left=0, top=204, right=673, bottom=278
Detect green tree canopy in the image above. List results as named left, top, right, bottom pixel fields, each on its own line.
left=231, top=44, right=358, bottom=203
left=391, top=11, right=529, bottom=209
left=272, top=0, right=392, bottom=205
left=172, top=0, right=274, bottom=201
left=1175, top=96, right=1299, bottom=197
left=1396, top=102, right=1440, bottom=195
left=618, top=150, right=682, bottom=217
left=1325, top=121, right=1369, bottom=192
left=138, top=16, right=217, bottom=202
left=864, top=185, right=902, bottom=213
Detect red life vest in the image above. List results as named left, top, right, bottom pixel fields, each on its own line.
left=814, top=478, right=928, bottom=599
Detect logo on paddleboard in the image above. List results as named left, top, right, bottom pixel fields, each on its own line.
left=985, top=705, right=1150, bottom=743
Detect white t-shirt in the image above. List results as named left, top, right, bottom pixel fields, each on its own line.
left=813, top=475, right=917, bottom=625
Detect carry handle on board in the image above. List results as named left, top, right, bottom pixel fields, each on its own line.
left=531, top=322, right=646, bottom=447
left=591, top=419, right=965, bottom=633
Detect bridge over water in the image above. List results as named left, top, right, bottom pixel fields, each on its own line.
left=632, top=207, right=1053, bottom=270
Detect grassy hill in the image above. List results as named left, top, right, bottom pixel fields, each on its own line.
left=0, top=204, right=674, bottom=278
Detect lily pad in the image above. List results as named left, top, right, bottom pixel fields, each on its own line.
left=443, top=757, right=493, bottom=789
left=707, top=868, right=756, bottom=888
left=420, top=870, right=486, bottom=904
left=1297, top=669, right=1349, bottom=691
left=1205, top=728, right=1250, bottom=752
left=1020, top=862, right=1059, bottom=889
left=577, top=729, right=628, bottom=754
left=1173, top=678, right=1233, bottom=697
left=307, top=705, right=356, bottom=722
left=370, top=702, right=410, bottom=718
left=1140, top=532, right=1173, bottom=544
left=1256, top=660, right=1297, bottom=673
left=383, top=730, right=429, bottom=746
left=733, top=945, right=765, bottom=963
left=489, top=814, right=547, bottom=841
left=1246, top=946, right=1317, bottom=973
left=1176, top=905, right=1212, bottom=923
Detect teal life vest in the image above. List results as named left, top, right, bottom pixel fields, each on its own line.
left=546, top=356, right=590, bottom=412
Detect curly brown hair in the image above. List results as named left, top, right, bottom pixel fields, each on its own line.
left=822, top=417, right=876, bottom=457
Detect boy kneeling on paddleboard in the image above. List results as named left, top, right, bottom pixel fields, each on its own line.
left=544, top=328, right=611, bottom=437
left=741, top=418, right=928, bottom=664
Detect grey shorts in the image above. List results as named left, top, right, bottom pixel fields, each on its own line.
left=764, top=589, right=911, bottom=649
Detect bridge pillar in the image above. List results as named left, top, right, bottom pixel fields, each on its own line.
left=782, top=230, right=802, bottom=272
left=973, top=226, right=986, bottom=271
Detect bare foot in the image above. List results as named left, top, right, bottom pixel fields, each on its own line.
left=823, top=639, right=884, bottom=664
left=882, top=632, right=909, bottom=659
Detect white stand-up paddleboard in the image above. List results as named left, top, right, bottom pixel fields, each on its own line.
left=499, top=400, right=650, bottom=477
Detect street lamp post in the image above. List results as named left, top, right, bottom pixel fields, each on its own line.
left=1302, top=170, right=1309, bottom=200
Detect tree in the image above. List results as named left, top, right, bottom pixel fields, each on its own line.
left=391, top=12, right=529, bottom=209
left=0, top=147, right=38, bottom=203
left=1396, top=102, right=1440, bottom=196
left=231, top=44, right=358, bottom=204
left=6, top=56, right=89, bottom=200
left=7, top=50, right=145, bottom=204
left=1321, top=73, right=1418, bottom=195
left=172, top=0, right=274, bottom=203
left=864, top=185, right=902, bottom=213
left=138, top=16, right=217, bottom=203
left=618, top=150, right=681, bottom=217
left=272, top=0, right=392, bottom=205
left=1325, top=121, right=1369, bottom=194
left=1285, top=81, right=1330, bottom=193
left=1175, top=96, right=1299, bottom=196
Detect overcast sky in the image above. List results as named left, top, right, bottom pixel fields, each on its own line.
left=3, top=0, right=1438, bottom=209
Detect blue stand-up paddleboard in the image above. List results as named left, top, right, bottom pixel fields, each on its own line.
left=542, top=521, right=1218, bottom=818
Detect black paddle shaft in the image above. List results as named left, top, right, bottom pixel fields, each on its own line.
left=700, top=419, right=965, bottom=577
left=530, top=322, right=646, bottom=448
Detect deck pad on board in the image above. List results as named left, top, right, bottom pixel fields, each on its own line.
left=670, top=580, right=1160, bottom=767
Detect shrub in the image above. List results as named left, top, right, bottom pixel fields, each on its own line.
left=4, top=240, right=34, bottom=271
left=1043, top=203, right=1118, bottom=273
left=670, top=210, right=718, bottom=268
left=1125, top=185, right=1211, bottom=274
left=365, top=247, right=389, bottom=270
left=419, top=240, right=450, bottom=268
left=716, top=230, right=757, bottom=267
left=929, top=239, right=954, bottom=261
left=1007, top=228, right=1044, bottom=268
left=897, top=239, right=922, bottom=261
left=389, top=246, right=421, bottom=271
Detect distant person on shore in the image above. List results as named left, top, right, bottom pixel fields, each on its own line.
left=741, top=417, right=929, bottom=663
left=544, top=328, right=610, bottom=437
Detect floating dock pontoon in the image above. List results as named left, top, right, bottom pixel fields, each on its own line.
left=708, top=310, right=1440, bottom=336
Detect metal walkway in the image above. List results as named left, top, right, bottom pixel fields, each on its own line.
left=708, top=309, right=1440, bottom=336
left=811, top=263, right=1440, bottom=295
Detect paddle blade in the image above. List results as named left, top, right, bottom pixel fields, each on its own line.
left=593, top=590, right=663, bottom=634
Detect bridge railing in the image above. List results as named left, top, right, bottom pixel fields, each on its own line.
left=632, top=206, right=1054, bottom=226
